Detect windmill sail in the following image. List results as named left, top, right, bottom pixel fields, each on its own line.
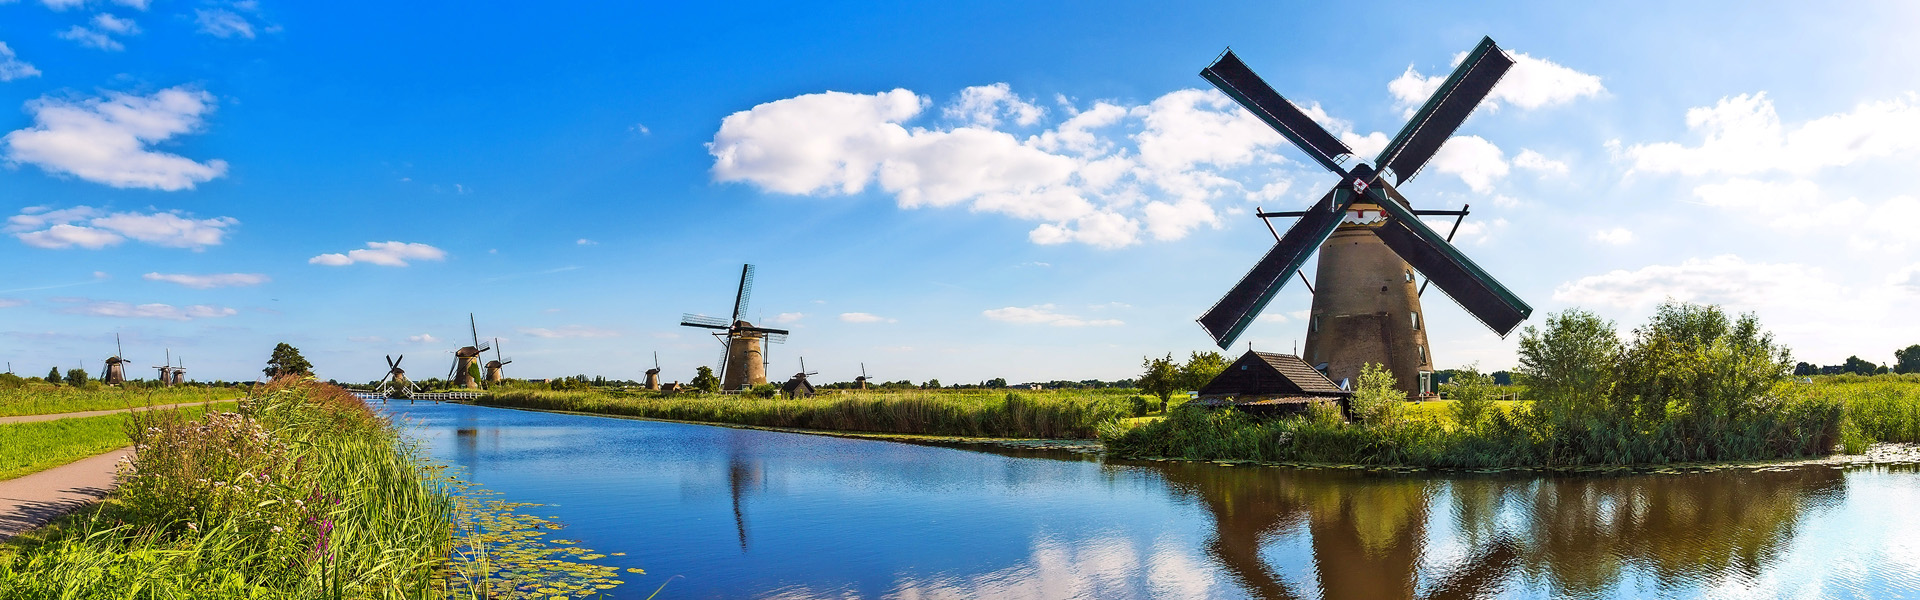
left=1197, top=187, right=1353, bottom=348
left=1374, top=37, right=1514, bottom=185
left=1201, top=50, right=1354, bottom=174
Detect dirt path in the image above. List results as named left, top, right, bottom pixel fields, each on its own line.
left=0, top=400, right=226, bottom=425
left=0, top=446, right=128, bottom=542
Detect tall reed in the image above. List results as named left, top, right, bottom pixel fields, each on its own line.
left=481, top=388, right=1138, bottom=439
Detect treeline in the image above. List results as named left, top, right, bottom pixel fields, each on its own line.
left=1795, top=345, right=1920, bottom=376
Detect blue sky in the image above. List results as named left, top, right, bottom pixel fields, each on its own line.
left=2, top=1, right=1918, bottom=384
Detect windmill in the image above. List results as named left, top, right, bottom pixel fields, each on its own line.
left=101, top=333, right=129, bottom=386
left=376, top=355, right=417, bottom=399
left=447, top=314, right=492, bottom=389
left=644, top=351, right=662, bottom=391
left=679, top=264, right=790, bottom=391
left=483, top=337, right=512, bottom=385
left=171, top=356, right=186, bottom=386
left=855, top=363, right=873, bottom=390
left=781, top=357, right=818, bottom=398
left=1196, top=37, right=1533, bottom=399
left=153, top=349, right=175, bottom=387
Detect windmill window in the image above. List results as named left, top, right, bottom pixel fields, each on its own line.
left=1411, top=312, right=1420, bottom=331
left=1405, top=270, right=1415, bottom=283
left=1312, top=316, right=1321, bottom=332
left=1417, top=345, right=1426, bottom=365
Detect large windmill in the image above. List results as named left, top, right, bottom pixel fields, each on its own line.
left=644, top=351, right=662, bottom=391
left=376, top=355, right=417, bottom=399
left=483, top=338, right=512, bottom=385
left=1196, top=37, right=1533, bottom=398
left=101, top=333, right=129, bottom=386
left=448, top=314, right=492, bottom=389
left=680, top=264, right=789, bottom=391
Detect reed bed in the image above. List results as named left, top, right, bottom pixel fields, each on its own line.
left=0, top=402, right=234, bottom=481
left=0, top=383, right=230, bottom=417
left=480, top=388, right=1141, bottom=439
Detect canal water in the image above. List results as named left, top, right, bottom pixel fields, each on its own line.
left=373, top=400, right=1920, bottom=599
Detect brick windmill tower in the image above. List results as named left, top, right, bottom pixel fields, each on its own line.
left=153, top=349, right=175, bottom=387
left=644, top=351, right=662, bottom=390
left=483, top=338, right=512, bottom=385
left=101, top=333, right=129, bottom=386
left=1195, top=38, right=1534, bottom=398
left=447, top=314, right=491, bottom=389
left=680, top=264, right=789, bottom=391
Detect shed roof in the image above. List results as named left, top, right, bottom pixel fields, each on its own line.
left=1196, top=350, right=1349, bottom=398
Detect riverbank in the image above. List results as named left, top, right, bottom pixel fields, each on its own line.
left=478, top=388, right=1144, bottom=439
left=0, top=402, right=236, bottom=480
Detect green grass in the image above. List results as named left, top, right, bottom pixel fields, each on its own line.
left=0, top=384, right=232, bottom=417
left=480, top=388, right=1146, bottom=439
left=0, top=402, right=239, bottom=481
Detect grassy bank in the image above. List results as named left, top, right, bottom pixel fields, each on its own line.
left=0, top=384, right=230, bottom=417
left=479, top=388, right=1143, bottom=439
left=0, top=402, right=236, bottom=480
left=0, top=378, right=627, bottom=598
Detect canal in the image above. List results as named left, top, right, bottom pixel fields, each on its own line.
left=375, top=400, right=1920, bottom=599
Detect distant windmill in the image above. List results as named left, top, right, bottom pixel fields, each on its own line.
left=153, top=349, right=174, bottom=387
left=483, top=337, right=512, bottom=385
left=781, top=357, right=818, bottom=398
left=447, top=314, right=492, bottom=389
left=644, top=351, right=662, bottom=391
left=101, top=333, right=129, bottom=386
left=679, top=264, right=790, bottom=391
left=376, top=355, right=417, bottom=399
left=855, top=363, right=873, bottom=390
left=171, top=356, right=186, bottom=386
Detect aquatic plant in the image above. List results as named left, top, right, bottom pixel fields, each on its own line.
left=481, top=388, right=1137, bottom=439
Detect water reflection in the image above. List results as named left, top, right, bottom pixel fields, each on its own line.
left=375, top=401, right=1916, bottom=599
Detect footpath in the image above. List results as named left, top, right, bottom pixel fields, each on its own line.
left=0, top=400, right=230, bottom=542
left=0, top=400, right=224, bottom=425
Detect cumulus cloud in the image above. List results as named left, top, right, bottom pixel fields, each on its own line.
left=1389, top=49, right=1603, bottom=112
left=1618, top=92, right=1920, bottom=176
left=407, top=333, right=438, bottom=343
left=1426, top=135, right=1508, bottom=193
left=142, top=272, right=268, bottom=288
left=1552, top=255, right=1835, bottom=309
left=3, top=86, right=228, bottom=190
left=768, top=312, right=804, bottom=324
left=1690, top=178, right=1920, bottom=252
left=57, top=299, right=237, bottom=320
left=42, top=0, right=148, bottom=10
left=0, top=43, right=40, bottom=81
left=945, top=83, right=1044, bottom=127
left=59, top=13, right=140, bottom=51
left=1591, top=227, right=1633, bottom=245
left=839, top=312, right=896, bottom=323
left=309, top=241, right=447, bottom=267
left=1513, top=149, right=1568, bottom=175
left=518, top=325, right=618, bottom=339
left=982, top=304, right=1123, bottom=327
left=575, top=238, right=597, bottom=245
left=6, top=206, right=238, bottom=250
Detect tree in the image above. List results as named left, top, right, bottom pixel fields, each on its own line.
left=1896, top=345, right=1920, bottom=375
left=263, top=343, right=313, bottom=379
left=64, top=367, right=89, bottom=387
left=985, top=377, right=1007, bottom=389
left=1442, top=366, right=1498, bottom=432
left=691, top=366, right=719, bottom=393
left=1138, top=353, right=1180, bottom=410
left=1349, top=363, right=1404, bottom=425
left=1841, top=355, right=1877, bottom=376
left=1794, top=362, right=1818, bottom=376
left=1177, top=351, right=1229, bottom=393
left=1516, top=309, right=1620, bottom=421
left=46, top=366, right=60, bottom=385
left=922, top=379, right=941, bottom=389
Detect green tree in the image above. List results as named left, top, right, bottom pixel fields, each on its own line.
left=1349, top=363, right=1404, bottom=425
left=45, top=366, right=60, bottom=385
left=1442, top=365, right=1498, bottom=432
left=922, top=379, right=941, bottom=389
left=691, top=366, right=719, bottom=393
left=1615, top=302, right=1791, bottom=423
left=1895, top=345, right=1920, bottom=374
left=1516, top=309, right=1620, bottom=421
left=1840, top=355, right=1877, bottom=376
left=64, top=367, right=88, bottom=387
left=1138, top=353, right=1180, bottom=409
left=985, top=377, right=1007, bottom=389
left=263, top=343, right=313, bottom=379
left=1177, top=351, right=1229, bottom=393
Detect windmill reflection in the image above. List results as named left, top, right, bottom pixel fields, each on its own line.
left=728, top=434, right=763, bottom=553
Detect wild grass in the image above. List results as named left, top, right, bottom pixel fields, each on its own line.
left=0, top=402, right=236, bottom=481
left=480, top=388, right=1143, bottom=439
left=1804, top=377, right=1920, bottom=444
left=0, top=378, right=625, bottom=598
left=0, top=383, right=230, bottom=417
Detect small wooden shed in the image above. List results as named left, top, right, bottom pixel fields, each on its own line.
left=1193, top=350, right=1352, bottom=416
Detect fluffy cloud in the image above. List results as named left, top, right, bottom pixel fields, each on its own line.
left=142, top=272, right=268, bottom=288
left=309, top=241, right=447, bottom=267
left=1690, top=178, right=1920, bottom=252
left=0, top=43, right=40, bottom=81
left=3, top=86, right=228, bottom=190
left=41, top=0, right=149, bottom=10
left=1591, top=227, right=1634, bottom=245
left=58, top=13, right=140, bottom=51
left=1618, top=92, right=1920, bottom=176
left=768, top=312, right=804, bottom=324
left=575, top=238, right=597, bottom=245
left=407, top=334, right=438, bottom=343
left=944, top=83, right=1044, bottom=127
left=982, top=304, right=1123, bottom=327
left=58, top=299, right=237, bottom=320
left=1552, top=255, right=1836, bottom=309
left=839, top=312, right=896, bottom=323
left=1513, top=149, right=1568, bottom=175
left=1390, top=50, right=1604, bottom=111
left=6, top=206, right=238, bottom=250
left=518, top=325, right=618, bottom=339
left=1426, top=135, right=1508, bottom=193
left=195, top=8, right=254, bottom=38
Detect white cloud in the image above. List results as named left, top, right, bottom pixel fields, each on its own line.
left=42, top=0, right=149, bottom=10
left=0, top=43, right=40, bottom=81
left=308, top=241, right=447, bottom=267
left=407, top=333, right=438, bottom=343
left=6, top=206, right=238, bottom=250
left=1422, top=216, right=1507, bottom=246
left=1512, top=149, right=1568, bottom=175
left=945, top=83, right=1044, bottom=127
left=58, top=13, right=140, bottom=51
left=1619, top=92, right=1920, bottom=176
left=1426, top=135, right=1508, bottom=193
left=518, top=325, right=618, bottom=339
left=3, top=86, right=228, bottom=189
left=982, top=304, right=1123, bottom=327
left=194, top=8, right=254, bottom=39
left=1552, top=255, right=1835, bottom=309
left=1591, top=227, right=1633, bottom=245
left=142, top=272, right=268, bottom=288
left=768, top=312, right=804, bottom=324
left=59, top=299, right=237, bottom=320
left=839, top=312, right=896, bottom=323
left=1690, top=178, right=1920, bottom=252
left=1893, top=264, right=1920, bottom=293
left=1390, top=50, right=1603, bottom=112
left=575, top=238, right=597, bottom=245
left=0, top=298, right=27, bottom=308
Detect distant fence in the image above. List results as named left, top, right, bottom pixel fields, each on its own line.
left=346, top=390, right=483, bottom=402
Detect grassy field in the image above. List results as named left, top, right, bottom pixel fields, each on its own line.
left=0, top=384, right=233, bottom=417
left=480, top=388, right=1147, bottom=439
left=0, top=402, right=239, bottom=481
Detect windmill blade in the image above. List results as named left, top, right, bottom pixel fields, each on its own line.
left=500, top=360, right=513, bottom=366
left=654, top=351, right=660, bottom=371
left=395, top=355, right=404, bottom=368
left=1365, top=183, right=1531, bottom=336
left=681, top=314, right=730, bottom=329
left=1201, top=49, right=1355, bottom=175
left=470, top=313, right=482, bottom=349
left=1197, top=186, right=1357, bottom=348
left=731, top=264, right=755, bottom=323
left=761, top=332, right=788, bottom=344
left=739, top=325, right=790, bottom=336
left=494, top=337, right=503, bottom=362
left=447, top=357, right=459, bottom=381
left=1373, top=37, right=1514, bottom=186
left=116, top=333, right=123, bottom=361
